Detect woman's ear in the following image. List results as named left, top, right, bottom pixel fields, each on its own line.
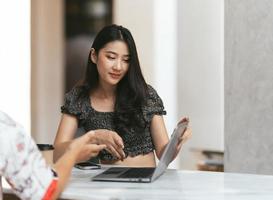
left=90, top=48, right=97, bottom=64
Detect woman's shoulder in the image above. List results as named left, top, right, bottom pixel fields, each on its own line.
left=142, top=84, right=166, bottom=121
left=146, top=84, right=161, bottom=100
left=144, top=84, right=165, bottom=108
left=65, top=86, right=84, bottom=97
left=61, top=86, right=90, bottom=118
left=64, top=86, right=88, bottom=102
left=147, top=84, right=155, bottom=93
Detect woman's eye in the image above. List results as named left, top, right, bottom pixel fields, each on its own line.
left=107, top=56, right=115, bottom=60
left=123, top=59, right=129, bottom=63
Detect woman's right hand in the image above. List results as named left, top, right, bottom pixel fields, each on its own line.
left=92, top=129, right=125, bottom=160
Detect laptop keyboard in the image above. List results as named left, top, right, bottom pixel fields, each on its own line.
left=119, top=168, right=155, bottom=178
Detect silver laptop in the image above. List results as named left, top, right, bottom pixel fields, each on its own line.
left=92, top=119, right=189, bottom=183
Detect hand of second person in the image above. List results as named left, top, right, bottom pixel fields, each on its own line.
left=92, top=129, right=125, bottom=160
left=68, top=131, right=106, bottom=163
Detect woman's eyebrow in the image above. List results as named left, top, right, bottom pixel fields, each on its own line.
left=105, top=50, right=117, bottom=55
left=105, top=50, right=129, bottom=57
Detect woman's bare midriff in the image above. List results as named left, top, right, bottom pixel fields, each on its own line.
left=100, top=152, right=156, bottom=167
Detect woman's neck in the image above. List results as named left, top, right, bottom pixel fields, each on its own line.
left=93, top=82, right=116, bottom=99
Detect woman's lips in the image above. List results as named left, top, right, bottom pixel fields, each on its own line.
left=109, top=73, right=121, bottom=79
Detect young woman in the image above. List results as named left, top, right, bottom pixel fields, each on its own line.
left=54, top=24, right=192, bottom=167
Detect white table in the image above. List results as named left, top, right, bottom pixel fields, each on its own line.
left=60, top=168, right=273, bottom=200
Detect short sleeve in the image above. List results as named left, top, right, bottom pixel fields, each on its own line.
left=61, top=87, right=88, bottom=120
left=142, top=85, right=166, bottom=124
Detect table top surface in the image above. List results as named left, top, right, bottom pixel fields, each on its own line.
left=58, top=167, right=273, bottom=200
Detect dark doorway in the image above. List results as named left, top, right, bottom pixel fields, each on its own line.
left=65, top=0, right=113, bottom=92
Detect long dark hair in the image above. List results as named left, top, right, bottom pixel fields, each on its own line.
left=80, top=24, right=148, bottom=135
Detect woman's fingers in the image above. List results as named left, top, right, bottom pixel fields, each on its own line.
left=176, top=140, right=183, bottom=151
left=110, top=131, right=124, bottom=148
left=116, top=147, right=125, bottom=160
left=87, top=144, right=106, bottom=157
left=112, top=133, right=125, bottom=159
left=106, top=145, right=122, bottom=159
left=106, top=131, right=125, bottom=159
left=85, top=131, right=97, bottom=143
left=174, top=127, right=192, bottom=156
left=89, top=129, right=125, bottom=160
left=178, top=117, right=189, bottom=125
left=91, top=144, right=106, bottom=152
left=107, top=144, right=124, bottom=159
left=181, top=127, right=192, bottom=141
left=113, top=134, right=124, bottom=149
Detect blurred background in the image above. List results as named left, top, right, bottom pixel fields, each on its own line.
left=1, top=0, right=272, bottom=174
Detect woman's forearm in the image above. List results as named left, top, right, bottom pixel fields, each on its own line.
left=156, top=142, right=169, bottom=160
left=53, top=141, right=72, bottom=163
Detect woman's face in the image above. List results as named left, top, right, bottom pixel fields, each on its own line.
left=91, top=40, right=130, bottom=87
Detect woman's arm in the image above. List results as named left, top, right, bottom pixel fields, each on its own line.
left=150, top=115, right=169, bottom=159
left=53, top=114, right=78, bottom=162
left=171, top=118, right=192, bottom=159
left=54, top=114, right=125, bottom=162
left=150, top=115, right=192, bottom=161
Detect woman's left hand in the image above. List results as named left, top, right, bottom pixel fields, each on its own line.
left=172, top=119, right=192, bottom=160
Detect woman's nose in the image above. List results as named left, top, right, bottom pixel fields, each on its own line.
left=113, top=60, right=122, bottom=70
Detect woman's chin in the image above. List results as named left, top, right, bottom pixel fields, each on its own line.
left=107, top=78, right=121, bottom=85
left=101, top=76, right=122, bottom=86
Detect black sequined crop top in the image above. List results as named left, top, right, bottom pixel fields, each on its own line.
left=61, top=85, right=166, bottom=161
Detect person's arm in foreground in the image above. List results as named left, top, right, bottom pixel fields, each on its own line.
left=0, top=111, right=105, bottom=200
left=51, top=131, right=105, bottom=200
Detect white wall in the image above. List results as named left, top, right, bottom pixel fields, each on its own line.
left=177, top=0, right=224, bottom=169
left=114, top=0, right=155, bottom=84
left=0, top=1, right=31, bottom=133
left=31, top=0, right=64, bottom=143
left=153, top=0, right=178, bottom=168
